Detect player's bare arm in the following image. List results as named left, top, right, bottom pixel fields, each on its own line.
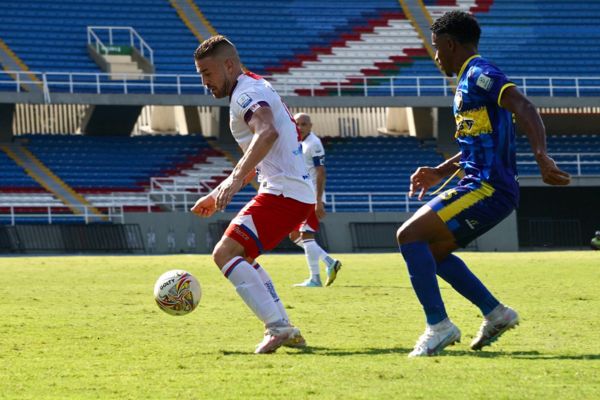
left=500, top=86, right=571, bottom=186
left=409, top=152, right=461, bottom=200
left=314, top=165, right=326, bottom=219
left=215, top=106, right=279, bottom=211
left=190, top=166, right=255, bottom=217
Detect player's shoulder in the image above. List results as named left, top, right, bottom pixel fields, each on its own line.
left=467, top=57, right=506, bottom=81
left=306, top=133, right=325, bottom=153
left=305, top=132, right=323, bottom=145
left=230, top=75, right=269, bottom=111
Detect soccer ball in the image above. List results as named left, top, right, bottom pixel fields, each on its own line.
left=153, top=270, right=201, bottom=316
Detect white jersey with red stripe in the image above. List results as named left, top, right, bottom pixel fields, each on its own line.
left=229, top=72, right=315, bottom=204
left=301, top=132, right=326, bottom=203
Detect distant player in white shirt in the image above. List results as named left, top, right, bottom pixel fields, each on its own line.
left=191, top=35, right=314, bottom=354
left=289, top=113, right=342, bottom=287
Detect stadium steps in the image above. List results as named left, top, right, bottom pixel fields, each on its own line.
left=269, top=11, right=436, bottom=96
left=170, top=0, right=218, bottom=42
left=0, top=143, right=107, bottom=221
left=0, top=38, right=43, bottom=93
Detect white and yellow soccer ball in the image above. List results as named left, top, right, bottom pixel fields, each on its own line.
left=153, top=270, right=201, bottom=316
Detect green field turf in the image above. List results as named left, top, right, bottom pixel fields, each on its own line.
left=0, top=252, right=598, bottom=399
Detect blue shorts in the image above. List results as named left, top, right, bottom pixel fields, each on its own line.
left=427, top=181, right=516, bottom=247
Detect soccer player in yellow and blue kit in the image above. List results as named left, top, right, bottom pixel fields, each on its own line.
left=397, top=11, right=571, bottom=357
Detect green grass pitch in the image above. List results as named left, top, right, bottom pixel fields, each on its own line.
left=0, top=252, right=598, bottom=399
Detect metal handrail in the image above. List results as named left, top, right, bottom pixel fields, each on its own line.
left=516, top=152, right=600, bottom=176
left=87, top=26, right=154, bottom=64
left=1, top=70, right=600, bottom=99
left=0, top=205, right=124, bottom=225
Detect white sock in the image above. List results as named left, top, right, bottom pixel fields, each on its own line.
left=221, top=257, right=282, bottom=326
left=318, top=248, right=335, bottom=267
left=302, top=239, right=322, bottom=279
left=252, top=261, right=289, bottom=324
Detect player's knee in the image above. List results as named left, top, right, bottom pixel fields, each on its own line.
left=289, top=230, right=300, bottom=243
left=396, top=225, right=410, bottom=245
left=212, top=240, right=231, bottom=269
left=300, top=232, right=315, bottom=241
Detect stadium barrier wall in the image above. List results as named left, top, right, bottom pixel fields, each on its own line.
left=0, top=224, right=144, bottom=253
left=123, top=211, right=518, bottom=254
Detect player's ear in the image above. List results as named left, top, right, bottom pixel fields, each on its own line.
left=223, top=57, right=234, bottom=74
left=446, top=36, right=457, bottom=52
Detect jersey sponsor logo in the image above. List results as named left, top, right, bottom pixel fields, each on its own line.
left=440, top=189, right=458, bottom=200
left=476, top=74, right=494, bottom=91
left=237, top=93, right=252, bottom=108
left=454, top=91, right=463, bottom=111
left=455, top=106, right=493, bottom=138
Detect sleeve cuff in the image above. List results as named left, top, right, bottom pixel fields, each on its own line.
left=497, top=83, right=517, bottom=107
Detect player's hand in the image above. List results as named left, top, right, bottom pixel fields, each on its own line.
left=536, top=154, right=571, bottom=186
left=190, top=194, right=217, bottom=218
left=409, top=167, right=443, bottom=201
left=315, top=201, right=326, bottom=220
left=215, top=176, right=244, bottom=211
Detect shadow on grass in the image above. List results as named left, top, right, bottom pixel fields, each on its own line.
left=220, top=346, right=412, bottom=356
left=443, top=350, right=600, bottom=360
left=220, top=348, right=600, bottom=360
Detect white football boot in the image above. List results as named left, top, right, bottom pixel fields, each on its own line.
left=471, top=305, right=519, bottom=350
left=255, top=325, right=301, bottom=354
left=408, top=319, right=461, bottom=357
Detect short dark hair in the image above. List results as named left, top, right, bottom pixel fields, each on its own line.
left=430, top=10, right=481, bottom=46
left=194, top=35, right=236, bottom=60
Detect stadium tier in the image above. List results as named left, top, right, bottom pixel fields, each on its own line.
left=0, top=148, right=44, bottom=191
left=0, top=0, right=196, bottom=74
left=1, top=1, right=598, bottom=97
left=0, top=134, right=235, bottom=223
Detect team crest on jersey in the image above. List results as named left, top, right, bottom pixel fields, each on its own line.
left=237, top=93, right=252, bottom=108
left=476, top=74, right=494, bottom=91
left=454, top=91, right=463, bottom=111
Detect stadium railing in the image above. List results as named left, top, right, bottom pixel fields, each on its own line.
left=0, top=205, right=124, bottom=226
left=144, top=190, right=426, bottom=213
left=2, top=70, right=599, bottom=98
left=517, top=152, right=600, bottom=176
left=87, top=26, right=154, bottom=65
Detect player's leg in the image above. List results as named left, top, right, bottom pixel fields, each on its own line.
left=293, top=210, right=342, bottom=287
left=427, top=186, right=520, bottom=350
left=293, top=230, right=323, bottom=287
left=213, top=236, right=285, bottom=329
left=397, top=205, right=461, bottom=357
left=230, top=194, right=312, bottom=353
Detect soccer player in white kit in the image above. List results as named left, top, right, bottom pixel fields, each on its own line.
left=191, top=35, right=315, bottom=354
left=289, top=113, right=342, bottom=287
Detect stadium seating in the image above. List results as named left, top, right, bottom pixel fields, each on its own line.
left=0, top=0, right=202, bottom=95
left=1, top=1, right=598, bottom=97
left=318, top=136, right=443, bottom=211
left=0, top=149, right=44, bottom=191
left=516, top=134, right=600, bottom=176
left=2, top=133, right=599, bottom=220
left=0, top=0, right=197, bottom=75
left=0, top=134, right=236, bottom=222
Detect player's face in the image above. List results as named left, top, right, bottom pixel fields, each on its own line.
left=195, top=57, right=228, bottom=98
left=432, top=33, right=454, bottom=77
left=294, top=116, right=312, bottom=137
